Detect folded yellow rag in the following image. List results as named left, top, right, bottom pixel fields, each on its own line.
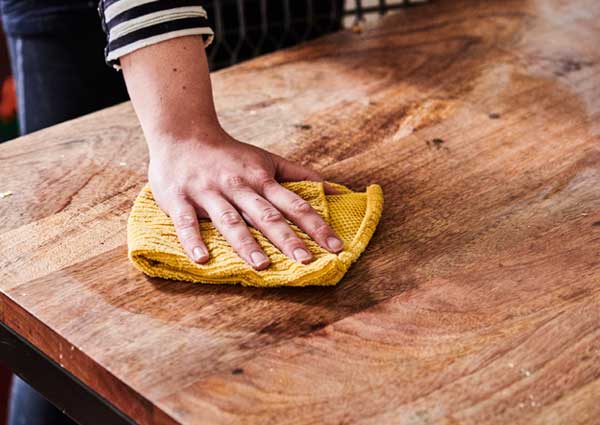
left=127, top=181, right=383, bottom=287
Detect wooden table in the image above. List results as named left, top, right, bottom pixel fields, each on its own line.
left=1, top=0, right=599, bottom=423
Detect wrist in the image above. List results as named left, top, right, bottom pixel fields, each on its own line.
left=145, top=120, right=230, bottom=156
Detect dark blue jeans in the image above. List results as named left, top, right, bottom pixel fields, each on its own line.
left=8, top=377, right=76, bottom=425
left=4, top=3, right=128, bottom=134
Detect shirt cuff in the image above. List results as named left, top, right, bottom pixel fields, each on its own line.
left=98, top=1, right=214, bottom=70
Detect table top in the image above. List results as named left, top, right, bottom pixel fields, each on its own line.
left=1, top=0, right=599, bottom=423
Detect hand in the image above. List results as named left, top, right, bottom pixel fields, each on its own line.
left=148, top=127, right=344, bottom=270
left=119, top=35, right=341, bottom=268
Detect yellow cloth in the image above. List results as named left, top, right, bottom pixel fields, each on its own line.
left=127, top=181, right=383, bottom=287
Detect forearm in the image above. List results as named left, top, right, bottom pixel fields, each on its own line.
left=120, top=35, right=221, bottom=151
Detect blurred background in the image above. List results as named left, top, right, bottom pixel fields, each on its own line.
left=0, top=0, right=424, bottom=143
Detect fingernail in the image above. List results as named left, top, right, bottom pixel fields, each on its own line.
left=293, top=248, right=312, bottom=263
left=250, top=251, right=269, bottom=267
left=327, top=237, right=344, bottom=252
left=193, top=247, right=208, bottom=262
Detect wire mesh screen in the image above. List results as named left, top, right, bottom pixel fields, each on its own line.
left=205, top=0, right=427, bottom=70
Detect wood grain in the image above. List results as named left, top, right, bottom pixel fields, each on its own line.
left=1, top=0, right=600, bottom=423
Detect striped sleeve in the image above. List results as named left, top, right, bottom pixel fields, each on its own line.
left=98, top=0, right=214, bottom=69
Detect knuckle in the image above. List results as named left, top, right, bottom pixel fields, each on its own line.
left=237, top=236, right=257, bottom=250
left=254, top=172, right=277, bottom=192
left=311, top=222, right=331, bottom=239
left=286, top=241, right=303, bottom=252
left=279, top=231, right=300, bottom=244
left=282, top=235, right=304, bottom=251
left=224, top=175, right=247, bottom=190
left=179, top=228, right=198, bottom=243
left=173, top=184, right=187, bottom=197
left=172, top=213, right=197, bottom=229
left=220, top=209, right=242, bottom=226
left=291, top=198, right=312, bottom=214
left=260, top=208, right=283, bottom=223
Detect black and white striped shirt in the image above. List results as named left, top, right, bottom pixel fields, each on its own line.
left=98, top=0, right=214, bottom=69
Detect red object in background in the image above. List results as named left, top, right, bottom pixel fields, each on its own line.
left=0, top=76, right=16, bottom=121
left=0, top=74, right=18, bottom=141
left=0, top=18, right=18, bottom=143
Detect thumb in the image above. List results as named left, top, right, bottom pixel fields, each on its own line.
left=272, top=154, right=342, bottom=195
left=273, top=154, right=321, bottom=182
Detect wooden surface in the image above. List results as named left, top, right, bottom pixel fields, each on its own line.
left=1, top=0, right=600, bottom=423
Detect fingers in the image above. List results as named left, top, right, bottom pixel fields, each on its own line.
left=192, top=190, right=271, bottom=270
left=167, top=162, right=344, bottom=270
left=227, top=185, right=314, bottom=264
left=259, top=177, right=345, bottom=254
left=168, top=199, right=210, bottom=263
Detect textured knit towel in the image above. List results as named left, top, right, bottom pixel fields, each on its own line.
left=127, top=181, right=383, bottom=287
